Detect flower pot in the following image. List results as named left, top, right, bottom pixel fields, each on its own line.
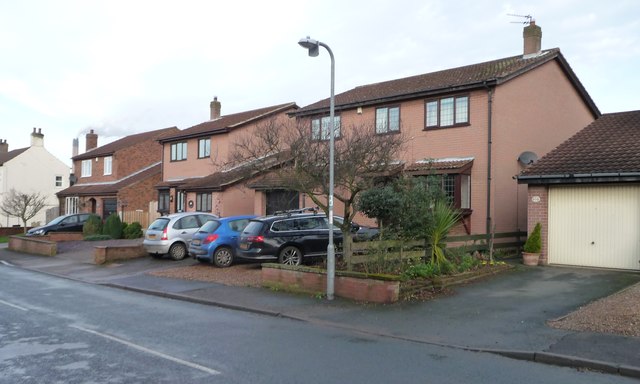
left=522, top=252, right=540, bottom=266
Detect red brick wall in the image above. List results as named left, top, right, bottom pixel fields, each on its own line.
left=118, top=172, right=162, bottom=212
left=527, top=185, right=549, bottom=264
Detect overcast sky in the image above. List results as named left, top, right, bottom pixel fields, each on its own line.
left=1, top=0, right=638, bottom=166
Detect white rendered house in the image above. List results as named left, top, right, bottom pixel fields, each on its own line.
left=0, top=129, right=71, bottom=227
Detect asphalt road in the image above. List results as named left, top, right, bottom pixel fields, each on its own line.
left=0, top=265, right=635, bottom=384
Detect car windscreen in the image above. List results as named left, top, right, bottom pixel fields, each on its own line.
left=242, top=221, right=265, bottom=236
left=148, top=218, right=170, bottom=231
left=47, top=215, right=68, bottom=225
left=198, top=220, right=221, bottom=233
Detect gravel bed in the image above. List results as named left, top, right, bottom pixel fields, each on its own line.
left=548, top=282, right=640, bottom=337
left=149, top=263, right=263, bottom=287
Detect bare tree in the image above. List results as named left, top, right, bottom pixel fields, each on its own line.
left=1, top=188, right=48, bottom=233
left=231, top=117, right=405, bottom=267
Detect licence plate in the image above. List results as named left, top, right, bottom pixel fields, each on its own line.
left=148, top=234, right=156, bottom=239
left=192, top=239, right=201, bottom=246
left=239, top=243, right=249, bottom=250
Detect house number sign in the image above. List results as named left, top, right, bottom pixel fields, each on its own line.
left=531, top=196, right=541, bottom=203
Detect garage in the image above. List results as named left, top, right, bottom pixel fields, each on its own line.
left=548, top=185, right=640, bottom=270
left=518, top=110, right=640, bottom=271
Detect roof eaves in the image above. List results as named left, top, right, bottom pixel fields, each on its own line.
left=228, top=102, right=298, bottom=129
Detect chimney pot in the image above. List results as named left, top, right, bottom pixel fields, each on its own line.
left=0, top=139, right=8, bottom=154
left=210, top=96, right=221, bottom=120
left=523, top=20, right=542, bottom=58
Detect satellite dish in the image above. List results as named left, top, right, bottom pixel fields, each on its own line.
left=518, top=151, right=538, bottom=165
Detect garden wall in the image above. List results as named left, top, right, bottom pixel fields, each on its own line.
left=8, top=236, right=56, bottom=256
left=262, top=264, right=400, bottom=304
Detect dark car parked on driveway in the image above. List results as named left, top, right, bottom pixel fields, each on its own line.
left=237, top=210, right=348, bottom=266
left=26, top=213, right=91, bottom=236
left=189, top=215, right=256, bottom=267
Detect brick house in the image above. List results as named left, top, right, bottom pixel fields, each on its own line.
left=155, top=99, right=298, bottom=216
left=518, top=110, right=640, bottom=270
left=290, top=21, right=600, bottom=235
left=57, top=127, right=179, bottom=225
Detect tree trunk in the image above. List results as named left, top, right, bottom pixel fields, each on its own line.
left=343, top=229, right=353, bottom=271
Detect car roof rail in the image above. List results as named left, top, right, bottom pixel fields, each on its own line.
left=274, top=206, right=319, bottom=216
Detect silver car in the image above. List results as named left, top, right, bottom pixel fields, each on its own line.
left=143, top=212, right=217, bottom=260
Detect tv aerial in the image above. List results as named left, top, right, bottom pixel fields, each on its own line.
left=508, top=13, right=534, bottom=25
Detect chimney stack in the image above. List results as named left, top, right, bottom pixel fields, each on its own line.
left=72, top=138, right=79, bottom=158
left=86, top=129, right=98, bottom=151
left=0, top=139, right=8, bottom=154
left=210, top=96, right=221, bottom=120
left=523, top=20, right=542, bottom=58
left=31, top=127, right=44, bottom=147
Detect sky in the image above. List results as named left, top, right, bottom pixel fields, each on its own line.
left=1, top=0, right=639, bottom=166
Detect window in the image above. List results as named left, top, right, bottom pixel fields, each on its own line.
left=158, top=191, right=170, bottom=213
left=376, top=106, right=400, bottom=134
left=198, top=138, right=211, bottom=158
left=440, top=174, right=471, bottom=209
left=196, top=193, right=212, bottom=212
left=102, top=198, right=117, bottom=219
left=425, top=95, right=469, bottom=128
left=104, top=156, right=112, bottom=175
left=170, top=142, right=187, bottom=161
left=311, top=115, right=341, bottom=140
left=55, top=176, right=63, bottom=187
left=81, top=160, right=92, bottom=177
left=65, top=197, right=79, bottom=214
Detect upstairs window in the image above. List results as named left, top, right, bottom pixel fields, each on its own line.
left=425, top=95, right=469, bottom=128
left=104, top=156, right=112, bottom=175
left=81, top=160, right=92, bottom=177
left=376, top=106, right=400, bottom=134
left=55, top=176, right=63, bottom=187
left=311, top=115, right=341, bottom=141
left=170, top=142, right=187, bottom=161
left=198, top=138, right=211, bottom=159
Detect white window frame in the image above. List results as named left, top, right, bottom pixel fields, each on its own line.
left=104, top=156, right=112, bottom=175
left=81, top=159, right=92, bottom=177
left=55, top=175, right=63, bottom=187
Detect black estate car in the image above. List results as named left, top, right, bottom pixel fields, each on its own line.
left=26, top=213, right=91, bottom=236
left=237, top=209, right=345, bottom=265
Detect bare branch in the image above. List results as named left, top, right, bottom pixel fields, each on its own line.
left=1, top=188, right=48, bottom=232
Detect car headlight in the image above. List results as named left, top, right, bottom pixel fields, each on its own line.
left=31, top=229, right=45, bottom=236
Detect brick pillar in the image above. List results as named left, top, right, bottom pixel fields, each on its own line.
left=527, top=185, right=549, bottom=264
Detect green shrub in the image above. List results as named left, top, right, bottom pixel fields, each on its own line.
left=83, top=214, right=103, bottom=237
left=103, top=213, right=123, bottom=239
left=123, top=222, right=143, bottom=239
left=84, top=234, right=112, bottom=241
left=402, top=262, right=440, bottom=279
left=523, top=223, right=542, bottom=253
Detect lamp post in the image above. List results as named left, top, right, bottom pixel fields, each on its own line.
left=298, top=36, right=336, bottom=300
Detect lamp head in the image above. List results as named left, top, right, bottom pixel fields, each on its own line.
left=298, top=36, right=319, bottom=57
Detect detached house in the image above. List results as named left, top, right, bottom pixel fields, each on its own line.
left=292, top=21, right=599, bottom=235
left=156, top=98, right=298, bottom=216
left=57, top=127, right=179, bottom=226
left=0, top=129, right=70, bottom=226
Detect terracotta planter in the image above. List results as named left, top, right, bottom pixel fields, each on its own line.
left=522, top=252, right=540, bottom=266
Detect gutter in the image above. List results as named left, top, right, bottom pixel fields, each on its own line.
left=484, top=82, right=495, bottom=235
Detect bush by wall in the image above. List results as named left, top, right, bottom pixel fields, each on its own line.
left=103, top=213, right=123, bottom=239
left=83, top=214, right=103, bottom=237
left=123, top=222, right=143, bottom=239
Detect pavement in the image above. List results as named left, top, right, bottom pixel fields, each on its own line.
left=2, top=242, right=640, bottom=379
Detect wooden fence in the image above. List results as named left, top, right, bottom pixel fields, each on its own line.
left=120, top=202, right=161, bottom=229
left=350, top=231, right=526, bottom=264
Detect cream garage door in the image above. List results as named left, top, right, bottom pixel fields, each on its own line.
left=548, top=185, right=640, bottom=270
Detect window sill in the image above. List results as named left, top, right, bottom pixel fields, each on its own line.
left=423, top=123, right=470, bottom=131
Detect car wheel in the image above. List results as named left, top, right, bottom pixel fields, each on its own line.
left=279, top=246, right=303, bottom=266
left=212, top=247, right=233, bottom=268
left=168, top=243, right=187, bottom=261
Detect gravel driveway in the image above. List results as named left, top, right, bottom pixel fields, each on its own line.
left=548, top=282, right=640, bottom=337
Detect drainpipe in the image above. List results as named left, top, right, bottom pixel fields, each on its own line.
left=485, top=83, right=494, bottom=235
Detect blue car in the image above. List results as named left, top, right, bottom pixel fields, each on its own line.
left=189, top=215, right=257, bottom=267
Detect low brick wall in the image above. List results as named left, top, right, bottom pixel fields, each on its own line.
left=43, top=232, right=84, bottom=242
left=8, top=236, right=57, bottom=256
left=262, top=264, right=400, bottom=304
left=0, top=227, right=29, bottom=237
left=94, top=244, right=147, bottom=265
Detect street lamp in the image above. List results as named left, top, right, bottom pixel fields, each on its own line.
left=298, top=36, right=336, bottom=300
